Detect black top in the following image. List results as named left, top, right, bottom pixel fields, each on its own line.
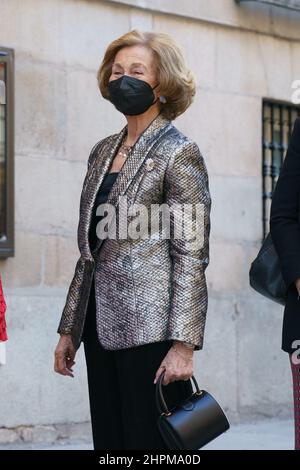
left=89, top=172, right=119, bottom=251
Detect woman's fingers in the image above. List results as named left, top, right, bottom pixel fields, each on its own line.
left=153, top=365, right=166, bottom=384
left=163, top=372, right=192, bottom=385
left=154, top=369, right=191, bottom=385
left=66, top=358, right=76, bottom=370
left=157, top=367, right=193, bottom=385
left=54, top=339, right=76, bottom=377
left=162, top=373, right=172, bottom=386
left=154, top=347, right=194, bottom=385
left=55, top=351, right=73, bottom=376
left=54, top=351, right=65, bottom=374
left=154, top=367, right=175, bottom=386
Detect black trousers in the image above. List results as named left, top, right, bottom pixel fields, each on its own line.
left=82, top=275, right=193, bottom=450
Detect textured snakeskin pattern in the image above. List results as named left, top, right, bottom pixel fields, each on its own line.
left=57, top=112, right=211, bottom=351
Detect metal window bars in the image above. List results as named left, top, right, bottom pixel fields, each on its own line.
left=262, top=99, right=300, bottom=240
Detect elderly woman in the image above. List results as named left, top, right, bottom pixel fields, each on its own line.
left=54, top=29, right=211, bottom=450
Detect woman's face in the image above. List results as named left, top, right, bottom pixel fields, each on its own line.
left=109, top=44, right=159, bottom=92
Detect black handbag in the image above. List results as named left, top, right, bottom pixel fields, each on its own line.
left=249, top=231, right=287, bottom=306
left=155, top=370, right=230, bottom=450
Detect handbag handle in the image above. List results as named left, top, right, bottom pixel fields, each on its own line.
left=155, top=369, right=203, bottom=416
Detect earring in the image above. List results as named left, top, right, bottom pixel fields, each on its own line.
left=159, top=95, right=167, bottom=104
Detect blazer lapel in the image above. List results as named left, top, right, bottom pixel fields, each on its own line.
left=80, top=127, right=126, bottom=260
left=90, top=112, right=173, bottom=257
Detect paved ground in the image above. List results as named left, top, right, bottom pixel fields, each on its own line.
left=0, top=418, right=295, bottom=450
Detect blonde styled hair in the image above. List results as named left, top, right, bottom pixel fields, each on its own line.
left=97, top=29, right=196, bottom=121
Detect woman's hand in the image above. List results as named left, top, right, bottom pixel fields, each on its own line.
left=54, top=334, right=76, bottom=378
left=154, top=342, right=194, bottom=386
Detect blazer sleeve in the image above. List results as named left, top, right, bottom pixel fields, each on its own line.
left=164, top=141, right=211, bottom=350
left=270, top=117, right=300, bottom=291
left=57, top=138, right=105, bottom=337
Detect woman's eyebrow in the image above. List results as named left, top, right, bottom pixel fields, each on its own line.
left=113, top=62, right=147, bottom=68
left=112, top=62, right=148, bottom=70
left=130, top=62, right=147, bottom=69
left=112, top=62, right=147, bottom=69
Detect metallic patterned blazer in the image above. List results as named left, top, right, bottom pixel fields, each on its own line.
left=57, top=112, right=211, bottom=351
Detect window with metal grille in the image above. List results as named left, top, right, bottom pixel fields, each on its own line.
left=0, top=47, right=14, bottom=257
left=262, top=99, right=300, bottom=240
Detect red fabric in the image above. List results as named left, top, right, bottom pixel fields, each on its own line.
left=0, top=275, right=7, bottom=341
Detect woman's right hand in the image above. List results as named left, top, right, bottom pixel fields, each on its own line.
left=54, top=334, right=76, bottom=377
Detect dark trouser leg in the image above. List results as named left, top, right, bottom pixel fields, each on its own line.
left=289, top=354, right=300, bottom=450
left=83, top=279, right=124, bottom=450
left=114, top=340, right=194, bottom=450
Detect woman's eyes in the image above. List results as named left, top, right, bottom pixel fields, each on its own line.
left=113, top=71, right=143, bottom=75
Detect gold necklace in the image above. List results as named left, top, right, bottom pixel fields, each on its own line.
left=119, top=136, right=133, bottom=159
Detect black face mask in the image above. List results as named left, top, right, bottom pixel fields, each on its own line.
left=108, top=75, right=159, bottom=116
